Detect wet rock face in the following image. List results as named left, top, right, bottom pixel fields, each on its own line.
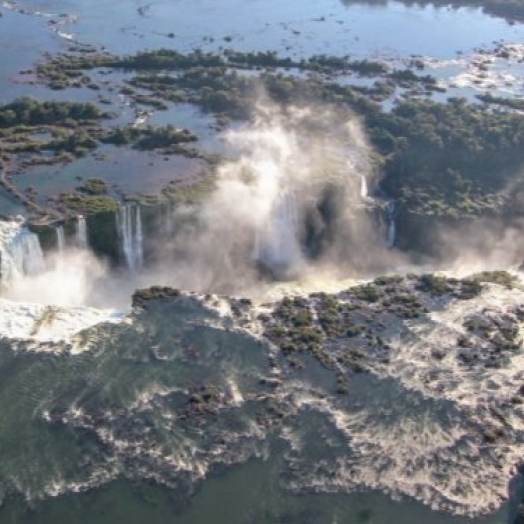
left=86, top=211, right=120, bottom=266
left=1, top=271, right=524, bottom=518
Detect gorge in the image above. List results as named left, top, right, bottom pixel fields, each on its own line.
left=3, top=0, right=524, bottom=522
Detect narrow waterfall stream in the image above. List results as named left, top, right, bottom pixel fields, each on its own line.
left=75, top=215, right=88, bottom=249
left=386, top=201, right=397, bottom=248
left=55, top=225, right=65, bottom=253
left=117, top=205, right=144, bottom=271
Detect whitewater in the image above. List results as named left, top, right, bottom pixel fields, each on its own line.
left=0, top=105, right=523, bottom=523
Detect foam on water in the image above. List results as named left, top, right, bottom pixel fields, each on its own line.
left=0, top=217, right=522, bottom=519
left=0, top=219, right=123, bottom=344
left=364, top=280, right=524, bottom=514
left=0, top=297, right=123, bottom=346
left=274, top=376, right=510, bottom=516
left=0, top=279, right=521, bottom=520
left=380, top=281, right=524, bottom=408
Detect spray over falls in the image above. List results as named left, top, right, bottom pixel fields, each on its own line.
left=253, top=190, right=303, bottom=278
left=0, top=105, right=393, bottom=302
left=1, top=103, right=524, bottom=523
left=154, top=104, right=391, bottom=293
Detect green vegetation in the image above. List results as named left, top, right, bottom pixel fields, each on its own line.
left=366, top=97, right=524, bottom=218
left=462, top=306, right=521, bottom=360
left=374, top=275, right=403, bottom=286
left=263, top=278, right=434, bottom=374
left=78, top=178, right=108, bottom=195
left=266, top=296, right=333, bottom=367
left=120, top=56, right=394, bottom=119
left=6, top=41, right=524, bottom=238
left=347, top=279, right=427, bottom=319
left=100, top=126, right=142, bottom=146
left=102, top=124, right=198, bottom=154
left=457, top=279, right=484, bottom=299
left=33, top=48, right=433, bottom=123
left=134, top=125, right=197, bottom=151
left=0, top=98, right=107, bottom=162
left=86, top=211, right=121, bottom=264
left=32, top=47, right=524, bottom=227
left=0, top=97, right=102, bottom=127
left=350, top=284, right=383, bottom=302
left=162, top=176, right=215, bottom=205
left=476, top=93, right=524, bottom=111
left=35, top=48, right=393, bottom=80
left=416, top=274, right=452, bottom=296
left=133, top=287, right=182, bottom=308
left=258, top=271, right=523, bottom=387
left=0, top=96, right=205, bottom=219
left=0, top=98, right=110, bottom=186
left=472, top=270, right=517, bottom=288
left=57, top=192, right=119, bottom=214
left=388, top=68, right=437, bottom=87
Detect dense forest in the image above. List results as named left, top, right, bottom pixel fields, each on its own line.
left=365, top=98, right=524, bottom=217
left=0, top=98, right=102, bottom=128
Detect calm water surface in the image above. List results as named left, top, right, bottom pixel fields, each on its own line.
left=7, top=0, right=524, bottom=58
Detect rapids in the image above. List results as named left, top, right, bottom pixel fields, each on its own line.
left=0, top=276, right=521, bottom=523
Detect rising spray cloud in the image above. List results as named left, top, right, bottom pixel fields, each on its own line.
left=0, top=101, right=399, bottom=307
left=152, top=101, right=397, bottom=296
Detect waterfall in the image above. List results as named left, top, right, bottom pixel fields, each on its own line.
left=254, top=191, right=303, bottom=276
left=76, top=215, right=88, bottom=249
left=10, top=229, right=45, bottom=276
left=117, top=205, right=144, bottom=271
left=136, top=208, right=144, bottom=266
left=386, top=201, right=397, bottom=248
left=0, top=219, right=45, bottom=284
left=163, top=201, right=174, bottom=235
left=360, top=174, right=368, bottom=200
left=56, top=225, right=65, bottom=253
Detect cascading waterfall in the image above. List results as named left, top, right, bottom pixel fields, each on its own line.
left=56, top=225, right=65, bottom=253
left=136, top=208, right=144, bottom=266
left=76, top=215, right=88, bottom=249
left=253, top=190, right=303, bottom=277
left=10, top=229, right=45, bottom=277
left=360, top=174, right=369, bottom=200
left=0, top=219, right=45, bottom=284
left=386, top=201, right=397, bottom=248
left=117, top=205, right=144, bottom=271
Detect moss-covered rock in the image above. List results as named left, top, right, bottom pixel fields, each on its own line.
left=132, top=286, right=182, bottom=308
